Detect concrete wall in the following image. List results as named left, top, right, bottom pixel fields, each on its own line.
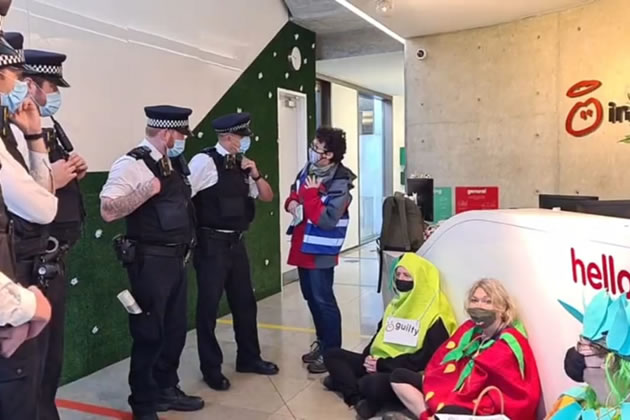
left=393, top=95, right=405, bottom=192
left=405, top=0, right=630, bottom=208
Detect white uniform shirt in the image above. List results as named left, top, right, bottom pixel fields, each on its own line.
left=11, top=124, right=54, bottom=191
left=100, top=139, right=164, bottom=200
left=188, top=142, right=259, bottom=199
left=0, top=271, right=36, bottom=326
left=0, top=134, right=58, bottom=224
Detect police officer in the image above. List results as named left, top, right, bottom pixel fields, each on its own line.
left=100, top=106, right=203, bottom=420
left=189, top=112, right=278, bottom=391
left=21, top=48, right=87, bottom=420
left=0, top=31, right=59, bottom=420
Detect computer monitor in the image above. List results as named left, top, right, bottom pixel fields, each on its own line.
left=406, top=178, right=434, bottom=222
left=575, top=200, right=630, bottom=219
left=538, top=194, right=599, bottom=212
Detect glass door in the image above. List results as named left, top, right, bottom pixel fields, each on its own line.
left=358, top=95, right=385, bottom=243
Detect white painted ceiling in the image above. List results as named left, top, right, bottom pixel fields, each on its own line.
left=317, top=51, right=404, bottom=96
left=346, top=0, right=594, bottom=38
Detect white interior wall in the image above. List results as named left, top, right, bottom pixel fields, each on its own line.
left=6, top=0, right=288, bottom=171
left=331, top=83, right=360, bottom=251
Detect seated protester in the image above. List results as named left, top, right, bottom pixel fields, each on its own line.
left=547, top=291, right=630, bottom=420
left=386, top=278, right=541, bottom=420
left=323, top=253, right=457, bottom=419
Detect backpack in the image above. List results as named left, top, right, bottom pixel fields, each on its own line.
left=377, top=192, right=425, bottom=292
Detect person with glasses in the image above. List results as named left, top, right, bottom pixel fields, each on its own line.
left=284, top=127, right=356, bottom=374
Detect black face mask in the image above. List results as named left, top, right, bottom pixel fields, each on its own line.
left=395, top=280, right=413, bottom=293
left=564, top=347, right=586, bottom=383
left=467, top=308, right=497, bottom=328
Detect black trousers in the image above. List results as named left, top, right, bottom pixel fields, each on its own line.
left=324, top=348, right=399, bottom=409
left=0, top=260, right=42, bottom=420
left=126, top=254, right=188, bottom=416
left=194, top=237, right=261, bottom=378
left=37, top=257, right=68, bottom=420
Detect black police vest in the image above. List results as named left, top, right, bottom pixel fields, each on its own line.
left=125, top=147, right=195, bottom=245
left=45, top=127, right=85, bottom=245
left=2, top=126, right=50, bottom=261
left=0, top=176, right=16, bottom=283
left=193, top=148, right=255, bottom=232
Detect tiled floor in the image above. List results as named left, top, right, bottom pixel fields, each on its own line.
left=58, top=243, right=387, bottom=420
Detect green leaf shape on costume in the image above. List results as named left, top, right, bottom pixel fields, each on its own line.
left=442, top=326, right=482, bottom=364
left=454, top=359, right=475, bottom=392
left=501, top=332, right=525, bottom=379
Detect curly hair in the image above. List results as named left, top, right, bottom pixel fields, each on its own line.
left=316, top=127, right=347, bottom=163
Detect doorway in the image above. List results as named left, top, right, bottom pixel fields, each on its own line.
left=277, top=88, right=308, bottom=285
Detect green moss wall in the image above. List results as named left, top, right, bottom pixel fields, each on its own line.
left=61, top=21, right=316, bottom=384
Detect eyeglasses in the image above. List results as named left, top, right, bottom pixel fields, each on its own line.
left=310, top=143, right=327, bottom=154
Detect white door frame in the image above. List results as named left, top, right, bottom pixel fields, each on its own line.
left=277, top=88, right=308, bottom=289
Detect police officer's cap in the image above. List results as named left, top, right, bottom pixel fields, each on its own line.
left=0, top=32, right=24, bottom=69
left=24, top=50, right=70, bottom=88
left=145, top=105, right=193, bottom=136
left=212, top=112, right=252, bottom=137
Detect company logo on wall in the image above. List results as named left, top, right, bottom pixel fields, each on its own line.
left=565, top=80, right=630, bottom=142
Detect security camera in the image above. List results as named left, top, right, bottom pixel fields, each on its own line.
left=416, top=48, right=427, bottom=60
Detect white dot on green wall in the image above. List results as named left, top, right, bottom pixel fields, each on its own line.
left=273, top=52, right=277, bottom=57
left=294, top=34, right=300, bottom=40
left=265, top=174, right=269, bottom=179
left=70, top=277, right=78, bottom=286
left=270, top=211, right=274, bottom=216
left=197, top=132, right=204, bottom=139
left=237, top=107, right=243, bottom=113
left=304, top=58, right=308, bottom=65
left=300, top=85, right=304, bottom=92
left=312, top=43, right=316, bottom=49
left=265, top=259, right=270, bottom=266
left=285, top=73, right=290, bottom=79
left=255, top=136, right=260, bottom=142
left=268, top=92, right=273, bottom=99
left=258, top=72, right=263, bottom=79
left=95, top=229, right=103, bottom=239
left=91, top=326, right=99, bottom=334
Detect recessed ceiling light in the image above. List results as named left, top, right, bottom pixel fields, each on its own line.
left=334, top=0, right=404, bottom=44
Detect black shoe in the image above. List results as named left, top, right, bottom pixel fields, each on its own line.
left=302, top=340, right=322, bottom=364
left=133, top=414, right=159, bottom=420
left=322, top=375, right=336, bottom=391
left=204, top=373, right=231, bottom=391
left=236, top=359, right=279, bottom=375
left=354, top=399, right=379, bottom=419
left=307, top=355, right=327, bottom=374
left=156, top=386, right=204, bottom=412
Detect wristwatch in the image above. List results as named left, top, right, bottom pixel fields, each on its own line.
left=252, top=174, right=262, bottom=181
left=24, top=132, right=43, bottom=141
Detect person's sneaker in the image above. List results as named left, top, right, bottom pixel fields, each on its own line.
left=302, top=340, right=322, bottom=364
left=307, top=355, right=327, bottom=374
left=354, top=399, right=379, bottom=419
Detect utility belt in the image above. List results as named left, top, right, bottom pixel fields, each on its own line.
left=197, top=227, right=244, bottom=245
left=113, top=235, right=194, bottom=267
left=18, top=237, right=69, bottom=290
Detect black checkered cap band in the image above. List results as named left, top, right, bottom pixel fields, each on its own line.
left=215, top=121, right=251, bottom=134
left=0, top=52, right=24, bottom=67
left=24, top=63, right=62, bottom=77
left=147, top=118, right=189, bottom=129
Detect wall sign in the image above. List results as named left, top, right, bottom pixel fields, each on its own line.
left=455, top=187, right=499, bottom=214
left=433, top=187, right=453, bottom=221
left=565, top=80, right=630, bottom=141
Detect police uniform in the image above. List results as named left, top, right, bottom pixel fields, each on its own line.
left=100, top=106, right=203, bottom=420
left=189, top=112, right=278, bottom=391
left=22, top=48, right=85, bottom=420
left=0, top=33, right=58, bottom=420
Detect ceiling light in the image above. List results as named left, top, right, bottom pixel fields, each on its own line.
left=334, top=0, right=404, bottom=44
left=376, top=0, right=393, bottom=14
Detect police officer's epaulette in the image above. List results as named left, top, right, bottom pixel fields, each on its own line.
left=127, top=146, right=152, bottom=160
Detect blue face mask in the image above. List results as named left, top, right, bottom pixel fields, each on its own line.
left=39, top=91, right=62, bottom=117
left=239, top=136, right=251, bottom=153
left=1, top=79, right=29, bottom=114
left=167, top=139, right=186, bottom=158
